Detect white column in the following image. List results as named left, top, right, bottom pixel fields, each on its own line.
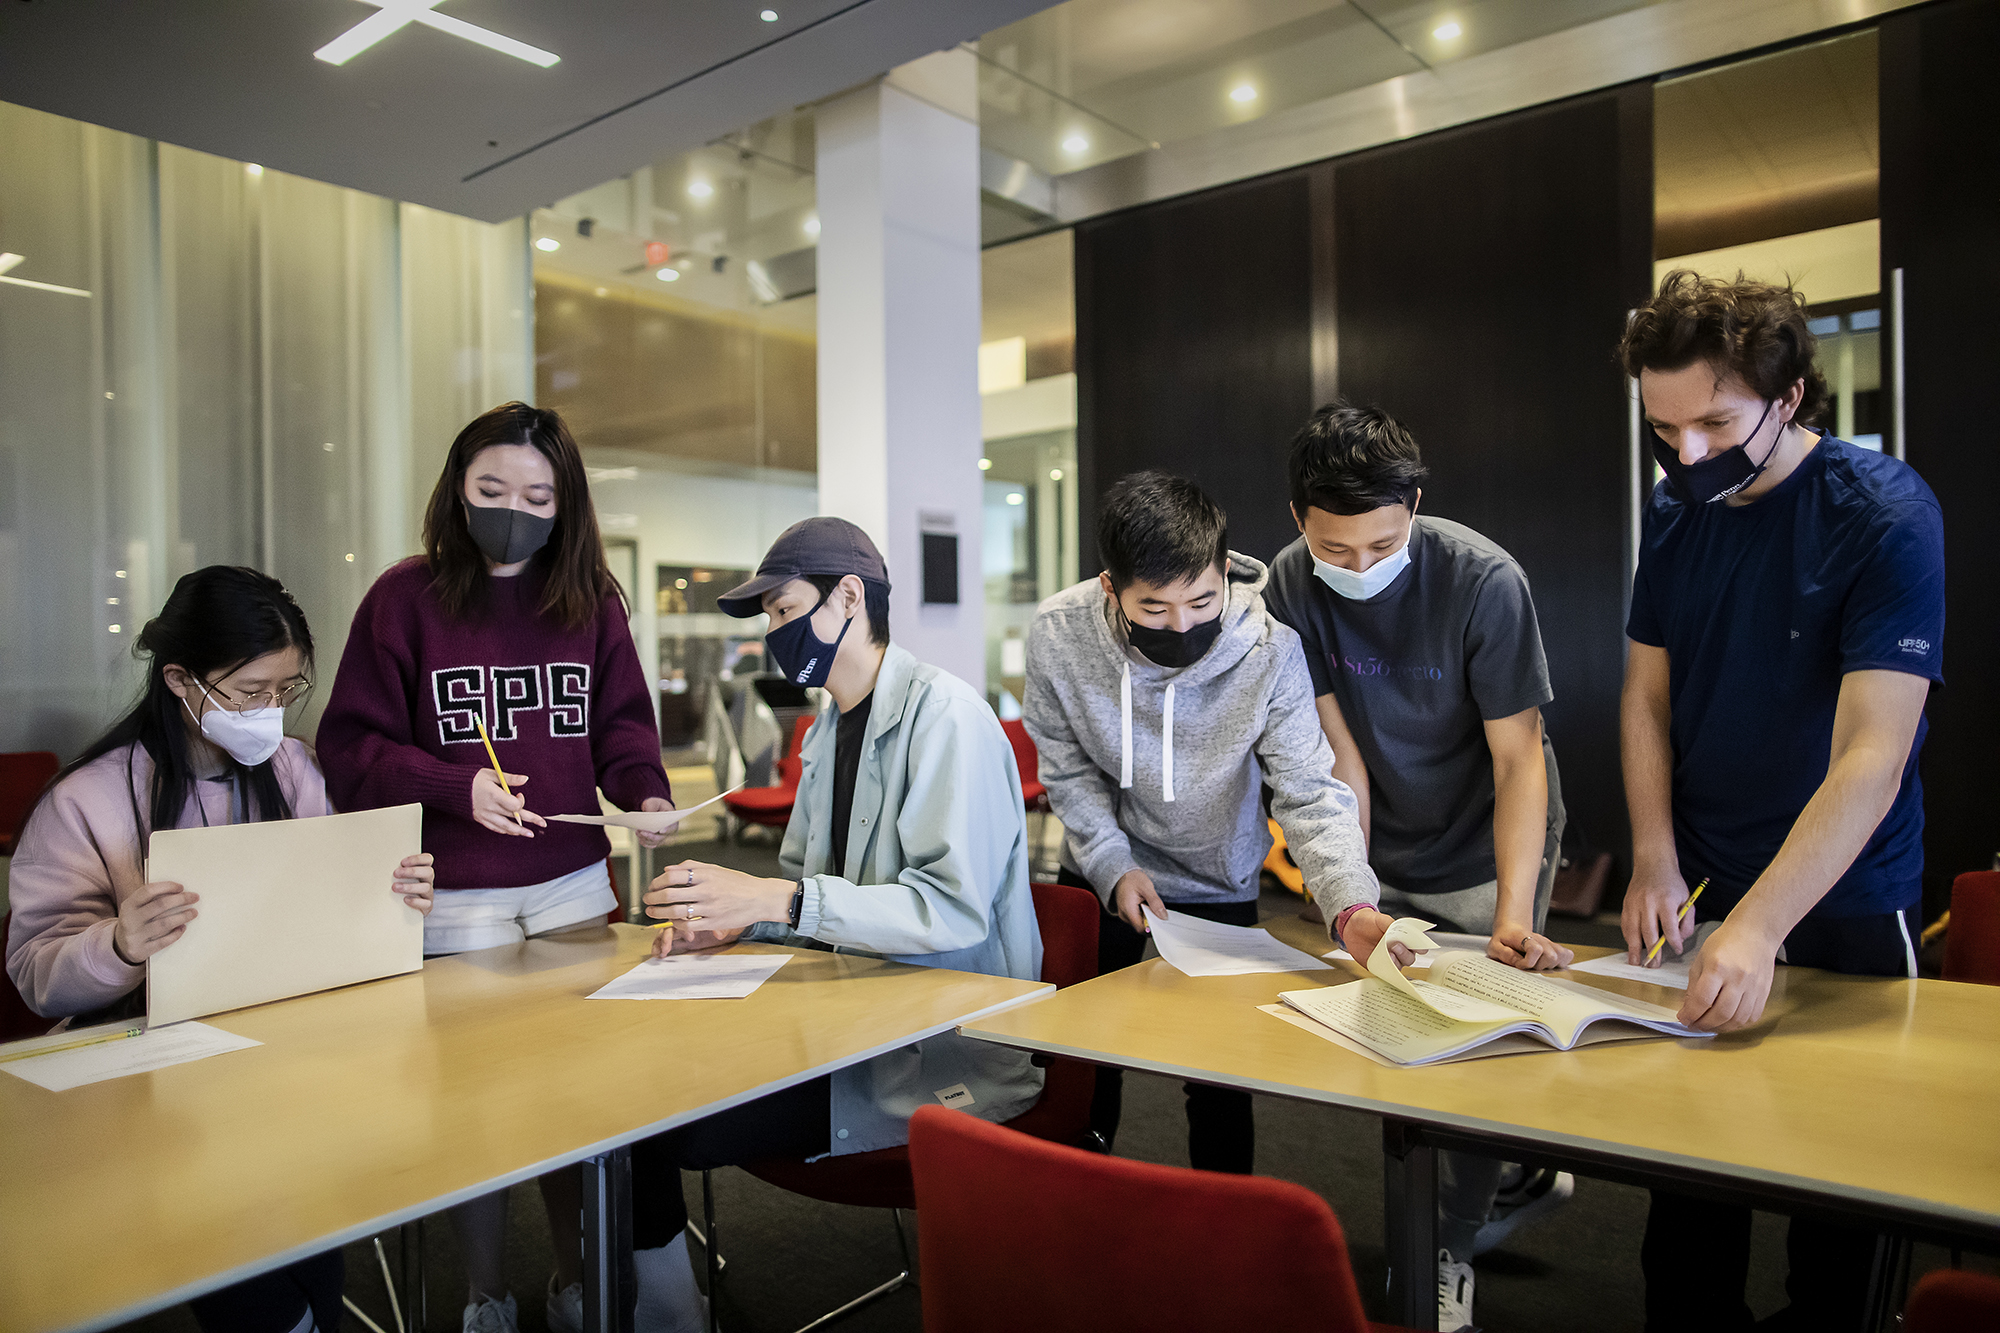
left=815, top=50, right=986, bottom=692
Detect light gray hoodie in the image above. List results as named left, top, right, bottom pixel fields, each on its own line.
left=1022, top=551, right=1379, bottom=922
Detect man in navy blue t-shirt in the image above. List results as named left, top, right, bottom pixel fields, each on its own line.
left=1618, top=271, right=1944, bottom=1332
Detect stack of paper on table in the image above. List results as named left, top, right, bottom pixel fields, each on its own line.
left=0, top=1022, right=261, bottom=1092
left=1566, top=922, right=1718, bottom=991
left=1145, top=910, right=1334, bottom=977
left=588, top=953, right=790, bottom=1000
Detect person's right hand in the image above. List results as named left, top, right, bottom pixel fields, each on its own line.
left=1621, top=861, right=1692, bottom=965
left=651, top=924, right=746, bottom=958
left=1112, top=868, right=1166, bottom=933
left=112, top=880, right=199, bottom=965
left=471, top=767, right=546, bottom=838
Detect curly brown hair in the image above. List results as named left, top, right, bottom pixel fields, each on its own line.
left=1618, top=270, right=1830, bottom=426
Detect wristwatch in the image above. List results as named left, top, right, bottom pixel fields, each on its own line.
left=788, top=880, right=806, bottom=929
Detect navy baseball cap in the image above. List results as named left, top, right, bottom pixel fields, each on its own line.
left=717, top=517, right=891, bottom=618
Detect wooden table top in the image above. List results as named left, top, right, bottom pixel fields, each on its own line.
left=961, top=912, right=2000, bottom=1239
left=0, top=925, right=1049, bottom=1333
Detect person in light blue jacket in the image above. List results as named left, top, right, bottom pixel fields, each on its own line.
left=625, top=517, right=1042, bottom=1332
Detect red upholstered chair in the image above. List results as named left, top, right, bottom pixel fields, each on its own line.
left=705, top=881, right=1101, bottom=1327
left=1000, top=719, right=1047, bottom=811
left=1942, top=871, right=2000, bottom=986
left=908, top=1104, right=1412, bottom=1333
left=1904, top=1268, right=2000, bottom=1331
left=0, top=751, right=59, bottom=856
left=0, top=914, right=55, bottom=1042
left=720, top=716, right=813, bottom=833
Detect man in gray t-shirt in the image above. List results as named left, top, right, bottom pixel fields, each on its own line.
left=1262, top=401, right=1571, bottom=1332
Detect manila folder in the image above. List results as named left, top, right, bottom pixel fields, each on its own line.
left=146, top=804, right=424, bottom=1025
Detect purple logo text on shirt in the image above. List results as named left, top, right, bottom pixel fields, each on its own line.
left=1336, top=654, right=1444, bottom=681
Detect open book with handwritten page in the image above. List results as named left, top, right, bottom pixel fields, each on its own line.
left=1267, top=919, right=1712, bottom=1067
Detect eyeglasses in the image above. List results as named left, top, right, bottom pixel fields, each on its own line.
left=203, top=678, right=312, bottom=713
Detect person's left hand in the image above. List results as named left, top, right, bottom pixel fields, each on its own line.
left=643, top=861, right=794, bottom=935
left=393, top=853, right=435, bottom=916
left=1678, top=917, right=1778, bottom=1032
left=635, top=797, right=677, bottom=849
left=1341, top=907, right=1416, bottom=970
left=1487, top=921, right=1574, bottom=971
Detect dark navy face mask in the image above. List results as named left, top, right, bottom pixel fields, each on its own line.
left=765, top=586, right=853, bottom=687
left=1651, top=399, right=1783, bottom=505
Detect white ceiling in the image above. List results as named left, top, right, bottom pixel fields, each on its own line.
left=0, top=0, right=1053, bottom=222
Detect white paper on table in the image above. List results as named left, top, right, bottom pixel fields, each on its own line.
left=1324, top=926, right=1484, bottom=965
left=0, top=1022, right=261, bottom=1092
left=1145, top=910, right=1334, bottom=977
left=1568, top=923, right=1716, bottom=991
left=1363, top=918, right=1445, bottom=1001
left=586, top=952, right=790, bottom=1000
left=548, top=785, right=743, bottom=833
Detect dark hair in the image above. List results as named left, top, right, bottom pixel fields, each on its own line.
left=1288, top=401, right=1428, bottom=516
left=34, top=566, right=314, bottom=848
left=1097, top=471, right=1229, bottom=592
left=422, top=402, right=620, bottom=629
left=805, top=574, right=891, bottom=647
left=1618, top=270, right=1830, bottom=426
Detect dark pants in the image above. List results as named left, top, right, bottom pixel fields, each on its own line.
left=188, top=1251, right=343, bottom=1333
left=631, top=1075, right=832, bottom=1250
left=1060, top=868, right=1257, bottom=1174
left=1642, top=905, right=1916, bottom=1333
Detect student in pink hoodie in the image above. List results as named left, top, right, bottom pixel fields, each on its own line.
left=5, top=564, right=434, bottom=1333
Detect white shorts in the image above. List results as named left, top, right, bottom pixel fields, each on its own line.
left=424, top=862, right=617, bottom=956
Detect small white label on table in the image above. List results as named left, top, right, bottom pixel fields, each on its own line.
left=1, top=1022, right=261, bottom=1092
left=933, top=1083, right=976, bottom=1109
left=1146, top=910, right=1333, bottom=977
left=587, top=953, right=790, bottom=1000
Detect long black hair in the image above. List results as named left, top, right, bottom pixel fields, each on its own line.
left=36, top=566, right=315, bottom=848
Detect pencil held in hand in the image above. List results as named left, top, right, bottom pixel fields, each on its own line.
left=1646, top=877, right=1709, bottom=964
left=474, top=717, right=522, bottom=827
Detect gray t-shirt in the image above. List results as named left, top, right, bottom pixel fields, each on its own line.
left=1264, top=517, right=1561, bottom=895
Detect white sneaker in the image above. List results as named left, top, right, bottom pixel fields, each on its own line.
left=547, top=1276, right=583, bottom=1333
left=1472, top=1166, right=1575, bottom=1256
left=462, top=1292, right=518, bottom=1333
left=1437, top=1248, right=1477, bottom=1333
left=635, top=1232, right=712, bottom=1333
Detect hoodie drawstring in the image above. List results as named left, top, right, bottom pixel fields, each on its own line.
left=1119, top=661, right=1133, bottom=790
left=1162, top=682, right=1176, bottom=803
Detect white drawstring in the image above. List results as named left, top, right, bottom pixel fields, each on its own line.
left=1119, top=661, right=1133, bottom=790
left=1162, top=682, right=1176, bottom=802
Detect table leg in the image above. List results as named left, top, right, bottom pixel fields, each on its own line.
left=581, top=1148, right=636, bottom=1333
left=1383, top=1118, right=1439, bottom=1331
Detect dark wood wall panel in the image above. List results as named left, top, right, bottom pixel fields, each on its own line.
left=1075, top=174, right=1315, bottom=574
left=1882, top=0, right=2000, bottom=903
left=1328, top=87, right=1651, bottom=864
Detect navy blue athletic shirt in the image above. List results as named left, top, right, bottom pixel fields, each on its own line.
left=1626, top=433, right=1944, bottom=918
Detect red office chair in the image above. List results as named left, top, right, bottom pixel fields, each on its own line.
left=1941, top=871, right=2000, bottom=986
left=1904, top=1268, right=2000, bottom=1330
left=721, top=716, right=814, bottom=834
left=0, top=751, right=59, bottom=856
left=908, top=1104, right=1415, bottom=1333
left=999, top=719, right=1047, bottom=811
left=708, top=882, right=1101, bottom=1329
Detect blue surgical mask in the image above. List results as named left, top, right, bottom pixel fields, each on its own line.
left=1312, top=541, right=1413, bottom=601
left=764, top=586, right=853, bottom=688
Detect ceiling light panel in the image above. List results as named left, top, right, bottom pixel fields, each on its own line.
left=315, top=0, right=560, bottom=68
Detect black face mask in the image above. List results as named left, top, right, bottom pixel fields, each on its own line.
left=1651, top=399, right=1785, bottom=506
left=464, top=503, right=556, bottom=565
left=1125, top=613, right=1224, bottom=669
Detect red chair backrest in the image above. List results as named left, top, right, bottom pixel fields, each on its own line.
left=1000, top=718, right=1039, bottom=788
left=910, top=1105, right=1375, bottom=1333
left=1905, top=1268, right=2000, bottom=1331
left=776, top=715, right=814, bottom=790
left=1029, top=882, right=1097, bottom=988
left=1943, top=871, right=2000, bottom=986
left=0, top=751, right=59, bottom=851
left=0, top=914, right=56, bottom=1042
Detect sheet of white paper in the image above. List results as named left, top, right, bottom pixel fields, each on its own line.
left=1567, top=923, right=1716, bottom=991
left=549, top=785, right=744, bottom=832
left=1145, top=910, right=1334, bottom=977
left=1365, top=918, right=1443, bottom=1001
left=586, top=952, right=790, bottom=1000
left=0, top=1022, right=261, bottom=1092
left=1327, top=930, right=1487, bottom=964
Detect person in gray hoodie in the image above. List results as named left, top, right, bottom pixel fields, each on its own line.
left=1023, top=471, right=1400, bottom=1173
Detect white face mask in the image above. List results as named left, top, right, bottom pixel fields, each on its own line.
left=186, top=680, right=286, bottom=767
left=1311, top=538, right=1413, bottom=602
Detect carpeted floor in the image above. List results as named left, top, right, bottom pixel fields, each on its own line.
left=105, top=835, right=1993, bottom=1332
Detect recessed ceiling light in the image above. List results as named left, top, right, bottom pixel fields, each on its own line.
left=1006, top=492, right=1025, bottom=506
left=1061, top=134, right=1089, bottom=154
left=760, top=9, right=779, bottom=20
left=1229, top=84, right=1257, bottom=103
left=804, top=215, right=820, bottom=237
left=657, top=267, right=680, bottom=282
left=535, top=237, right=560, bottom=252
left=1433, top=21, right=1462, bottom=39
left=245, top=163, right=264, bottom=176
left=315, top=0, right=560, bottom=68
left=594, top=286, right=608, bottom=296
left=978, top=458, right=993, bottom=471
left=1050, top=468, right=1064, bottom=480
left=688, top=180, right=715, bottom=199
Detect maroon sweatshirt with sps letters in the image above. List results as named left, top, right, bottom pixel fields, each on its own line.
left=318, top=557, right=671, bottom=890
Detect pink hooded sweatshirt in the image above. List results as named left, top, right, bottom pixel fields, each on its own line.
left=5, top=739, right=330, bottom=1019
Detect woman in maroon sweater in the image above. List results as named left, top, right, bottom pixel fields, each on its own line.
left=318, top=401, right=672, bottom=1333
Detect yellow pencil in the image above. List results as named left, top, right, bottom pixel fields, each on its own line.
left=0, top=1025, right=144, bottom=1064
left=1646, top=877, right=1709, bottom=964
left=473, top=717, right=523, bottom=827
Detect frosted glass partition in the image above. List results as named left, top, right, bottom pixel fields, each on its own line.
left=0, top=99, right=530, bottom=758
